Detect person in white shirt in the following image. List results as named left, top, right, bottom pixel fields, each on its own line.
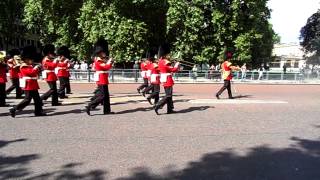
left=241, top=63, right=247, bottom=81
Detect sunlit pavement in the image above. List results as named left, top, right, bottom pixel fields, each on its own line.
left=1, top=83, right=320, bottom=179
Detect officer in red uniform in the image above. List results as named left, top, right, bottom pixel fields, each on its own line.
left=56, top=46, right=71, bottom=99
left=216, top=52, right=240, bottom=99
left=85, top=39, right=114, bottom=115
left=40, top=44, right=61, bottom=106
left=137, top=58, right=151, bottom=94
left=6, top=49, right=23, bottom=98
left=146, top=58, right=161, bottom=105
left=9, top=46, right=46, bottom=117
left=154, top=44, right=180, bottom=115
left=0, top=51, right=8, bottom=107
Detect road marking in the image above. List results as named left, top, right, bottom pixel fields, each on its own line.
left=189, top=99, right=288, bottom=104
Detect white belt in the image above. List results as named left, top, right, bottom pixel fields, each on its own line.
left=161, top=73, right=172, bottom=76
left=56, top=67, right=67, bottom=70
left=22, top=77, right=38, bottom=80
left=95, top=71, right=108, bottom=73
left=44, top=70, right=55, bottom=73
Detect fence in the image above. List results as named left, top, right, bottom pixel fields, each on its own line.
left=67, top=69, right=320, bottom=83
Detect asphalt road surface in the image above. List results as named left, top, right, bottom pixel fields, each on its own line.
left=1, top=83, right=320, bottom=180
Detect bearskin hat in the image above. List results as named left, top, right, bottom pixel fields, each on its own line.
left=158, top=43, right=171, bottom=58
left=226, top=51, right=233, bottom=59
left=93, top=38, right=109, bottom=57
left=57, top=46, right=70, bottom=59
left=21, top=46, right=37, bottom=61
left=8, top=49, right=21, bottom=58
left=42, top=44, right=55, bottom=56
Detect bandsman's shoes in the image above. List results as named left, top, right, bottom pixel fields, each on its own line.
left=9, top=108, right=16, bottom=118
left=147, top=98, right=153, bottom=105
left=85, top=106, right=91, bottom=116
left=35, top=112, right=47, bottom=116
left=215, top=94, right=220, bottom=99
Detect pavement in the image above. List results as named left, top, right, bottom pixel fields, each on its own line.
left=1, top=83, right=320, bottom=180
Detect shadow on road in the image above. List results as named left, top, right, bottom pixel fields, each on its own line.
left=118, top=137, right=320, bottom=180
left=232, top=94, right=253, bottom=99
left=0, top=139, right=107, bottom=179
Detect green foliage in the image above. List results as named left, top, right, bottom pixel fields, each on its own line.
left=21, top=0, right=276, bottom=67
left=300, top=9, right=320, bottom=59
left=0, top=0, right=25, bottom=50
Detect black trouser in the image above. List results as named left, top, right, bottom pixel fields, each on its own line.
left=6, top=78, right=23, bottom=98
left=41, top=81, right=59, bottom=105
left=88, top=85, right=111, bottom=114
left=216, top=80, right=232, bottom=98
left=58, top=77, right=68, bottom=98
left=147, top=84, right=160, bottom=104
left=137, top=78, right=149, bottom=91
left=0, top=83, right=6, bottom=106
left=155, top=86, right=174, bottom=113
left=66, top=77, right=71, bottom=94
left=14, top=90, right=43, bottom=115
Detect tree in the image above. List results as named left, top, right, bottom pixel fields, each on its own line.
left=167, top=0, right=276, bottom=67
left=0, top=0, right=25, bottom=51
left=300, top=9, right=320, bottom=64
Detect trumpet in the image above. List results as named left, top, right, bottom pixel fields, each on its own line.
left=171, top=58, right=196, bottom=68
left=13, top=55, right=24, bottom=67
left=0, top=51, right=6, bottom=63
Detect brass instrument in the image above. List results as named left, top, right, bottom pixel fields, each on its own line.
left=0, top=51, right=6, bottom=63
left=13, top=55, right=24, bottom=67
left=171, top=58, right=196, bottom=68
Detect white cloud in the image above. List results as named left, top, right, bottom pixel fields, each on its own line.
left=268, top=0, right=320, bottom=43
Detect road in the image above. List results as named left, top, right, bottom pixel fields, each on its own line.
left=0, top=83, right=320, bottom=180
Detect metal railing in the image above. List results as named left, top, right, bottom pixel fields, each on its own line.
left=66, top=69, right=320, bottom=83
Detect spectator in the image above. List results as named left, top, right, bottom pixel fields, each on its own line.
left=192, top=65, right=198, bottom=80
left=241, top=63, right=247, bottom=81
left=209, top=64, right=215, bottom=80
left=258, top=66, right=264, bottom=80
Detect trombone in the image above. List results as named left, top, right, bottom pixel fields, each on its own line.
left=171, top=58, right=196, bottom=68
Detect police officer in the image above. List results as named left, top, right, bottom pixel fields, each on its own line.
left=85, top=39, right=114, bottom=115
left=0, top=51, right=8, bottom=107
left=216, top=52, right=240, bottom=99
left=56, top=46, right=71, bottom=99
left=6, top=49, right=23, bottom=99
left=154, top=44, right=180, bottom=115
left=40, top=44, right=61, bottom=106
left=9, top=46, right=46, bottom=117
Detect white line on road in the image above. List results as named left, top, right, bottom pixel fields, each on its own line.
left=189, top=99, right=288, bottom=104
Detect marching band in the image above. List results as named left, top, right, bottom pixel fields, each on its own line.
left=0, top=39, right=239, bottom=117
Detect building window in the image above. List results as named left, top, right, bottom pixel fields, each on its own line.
left=27, top=40, right=31, bottom=45
left=31, top=40, right=35, bottom=46
left=21, top=39, right=25, bottom=46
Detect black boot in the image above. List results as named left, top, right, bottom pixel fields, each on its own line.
left=9, top=107, right=16, bottom=118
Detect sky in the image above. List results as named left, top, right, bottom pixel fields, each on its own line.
left=268, top=0, right=320, bottom=44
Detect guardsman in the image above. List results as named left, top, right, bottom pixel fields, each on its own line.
left=141, top=50, right=155, bottom=97
left=6, top=49, right=23, bottom=99
left=137, top=58, right=150, bottom=94
left=85, top=39, right=114, bottom=115
left=0, top=51, right=8, bottom=107
left=154, top=44, right=180, bottom=115
left=145, top=58, right=160, bottom=105
left=215, top=52, right=240, bottom=99
left=9, top=46, right=46, bottom=117
left=56, top=46, right=71, bottom=99
left=40, top=44, right=61, bottom=106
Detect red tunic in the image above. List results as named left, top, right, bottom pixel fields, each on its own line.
left=56, top=59, right=70, bottom=78
left=42, top=57, right=58, bottom=82
left=158, top=58, right=179, bottom=87
left=0, top=64, right=7, bottom=83
left=20, top=64, right=40, bottom=90
left=149, top=63, right=160, bottom=85
left=94, top=58, right=112, bottom=85
left=7, top=58, right=20, bottom=79
left=221, top=61, right=233, bottom=80
left=140, top=62, right=149, bottom=79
